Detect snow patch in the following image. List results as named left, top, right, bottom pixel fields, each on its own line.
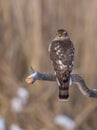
left=0, top=116, right=6, bottom=130
left=17, top=88, right=29, bottom=104
left=54, top=115, right=75, bottom=129
left=11, top=88, right=29, bottom=112
left=10, top=124, right=24, bottom=130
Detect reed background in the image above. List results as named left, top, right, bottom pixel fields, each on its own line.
left=0, top=0, right=97, bottom=130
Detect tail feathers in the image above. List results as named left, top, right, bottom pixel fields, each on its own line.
left=59, top=89, right=69, bottom=100
left=58, top=82, right=69, bottom=101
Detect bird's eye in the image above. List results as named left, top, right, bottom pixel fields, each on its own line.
left=64, top=32, right=67, bottom=36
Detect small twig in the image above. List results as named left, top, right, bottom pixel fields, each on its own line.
left=30, top=66, right=35, bottom=73
left=25, top=67, right=97, bottom=98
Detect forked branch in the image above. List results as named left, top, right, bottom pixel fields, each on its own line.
left=25, top=67, right=97, bottom=98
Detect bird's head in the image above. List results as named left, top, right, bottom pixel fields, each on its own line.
left=55, top=29, right=69, bottom=40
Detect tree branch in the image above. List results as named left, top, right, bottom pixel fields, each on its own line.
left=25, top=67, right=97, bottom=98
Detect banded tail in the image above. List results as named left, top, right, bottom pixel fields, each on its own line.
left=59, top=81, right=69, bottom=101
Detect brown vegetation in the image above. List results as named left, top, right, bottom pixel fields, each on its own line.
left=0, top=0, right=97, bottom=130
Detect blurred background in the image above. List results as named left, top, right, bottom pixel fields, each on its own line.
left=0, top=0, right=97, bottom=130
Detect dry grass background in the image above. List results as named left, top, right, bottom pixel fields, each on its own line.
left=0, top=0, right=97, bottom=130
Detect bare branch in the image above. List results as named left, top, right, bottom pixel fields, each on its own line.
left=25, top=67, right=97, bottom=98
left=25, top=67, right=56, bottom=84
left=72, top=74, right=97, bottom=98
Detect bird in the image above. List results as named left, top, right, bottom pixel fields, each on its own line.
left=49, top=29, right=75, bottom=101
